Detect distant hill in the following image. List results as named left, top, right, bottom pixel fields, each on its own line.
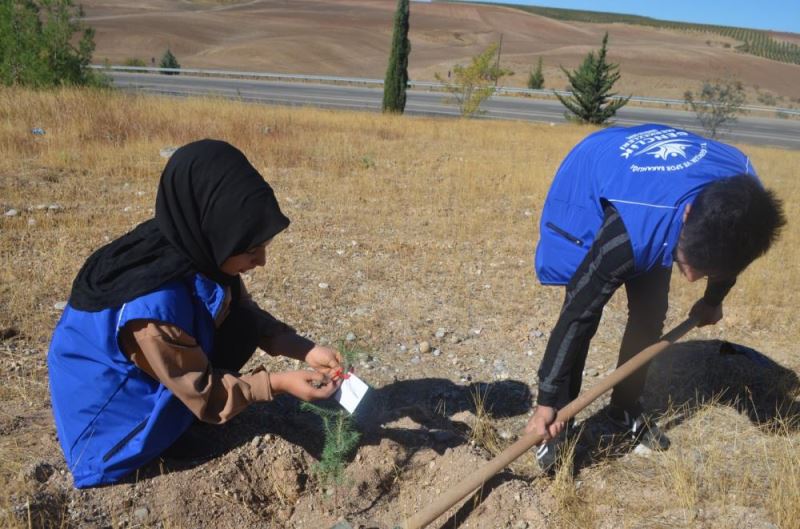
left=81, top=0, right=800, bottom=106
left=474, top=1, right=800, bottom=65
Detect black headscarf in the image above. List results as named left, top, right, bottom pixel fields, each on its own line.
left=70, top=139, right=290, bottom=312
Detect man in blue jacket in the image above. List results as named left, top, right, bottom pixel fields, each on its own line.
left=526, top=124, right=785, bottom=472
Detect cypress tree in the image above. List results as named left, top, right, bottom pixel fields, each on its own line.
left=556, top=32, right=630, bottom=124
left=382, top=0, right=410, bottom=113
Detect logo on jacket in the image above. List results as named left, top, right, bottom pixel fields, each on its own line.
left=620, top=128, right=707, bottom=173
left=636, top=140, right=692, bottom=160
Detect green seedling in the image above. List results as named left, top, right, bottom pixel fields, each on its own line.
left=300, top=402, right=361, bottom=486
left=300, top=338, right=364, bottom=486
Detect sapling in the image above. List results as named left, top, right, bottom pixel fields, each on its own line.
left=300, top=340, right=362, bottom=486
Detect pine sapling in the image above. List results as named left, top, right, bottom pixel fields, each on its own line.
left=300, top=339, right=363, bottom=486
left=300, top=402, right=361, bottom=486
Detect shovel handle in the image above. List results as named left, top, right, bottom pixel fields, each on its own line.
left=401, top=317, right=698, bottom=529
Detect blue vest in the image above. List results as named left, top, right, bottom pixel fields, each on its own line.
left=535, top=124, right=756, bottom=285
left=47, top=274, right=227, bottom=488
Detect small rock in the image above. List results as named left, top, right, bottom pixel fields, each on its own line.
left=633, top=444, right=654, bottom=456
left=159, top=147, right=177, bottom=158
left=471, top=328, right=482, bottom=336
left=31, top=127, right=45, bottom=135
left=434, top=328, right=446, bottom=339
left=447, top=334, right=461, bottom=344
left=250, top=436, right=262, bottom=449
left=419, top=341, right=431, bottom=354
left=318, top=282, right=329, bottom=289
left=133, top=507, right=149, bottom=520
left=345, top=332, right=356, bottom=342
left=410, top=355, right=421, bottom=365
left=27, top=218, right=36, bottom=226
left=53, top=301, right=67, bottom=311
left=531, top=330, right=544, bottom=339
left=398, top=344, right=407, bottom=353
left=5, top=209, right=18, bottom=217
left=432, top=348, right=441, bottom=357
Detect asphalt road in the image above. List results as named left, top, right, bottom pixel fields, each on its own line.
left=110, top=72, right=800, bottom=150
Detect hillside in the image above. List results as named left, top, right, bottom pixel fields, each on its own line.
left=81, top=0, right=800, bottom=104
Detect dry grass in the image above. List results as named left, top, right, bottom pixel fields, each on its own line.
left=1, top=86, right=798, bottom=527
left=468, top=385, right=504, bottom=456
left=1, top=87, right=798, bottom=346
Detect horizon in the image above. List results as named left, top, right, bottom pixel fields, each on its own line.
left=453, top=0, right=800, bottom=34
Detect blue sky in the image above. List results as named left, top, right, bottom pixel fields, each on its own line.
left=458, top=1, right=800, bottom=34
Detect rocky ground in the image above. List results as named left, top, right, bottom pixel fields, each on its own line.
left=2, top=300, right=797, bottom=529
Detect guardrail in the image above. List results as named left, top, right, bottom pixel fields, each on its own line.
left=90, top=65, right=800, bottom=117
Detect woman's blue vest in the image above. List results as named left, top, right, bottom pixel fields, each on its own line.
left=47, top=274, right=227, bottom=488
left=535, top=124, right=756, bottom=285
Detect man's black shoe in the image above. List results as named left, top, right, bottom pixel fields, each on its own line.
left=535, top=419, right=575, bottom=474
left=607, top=405, right=670, bottom=451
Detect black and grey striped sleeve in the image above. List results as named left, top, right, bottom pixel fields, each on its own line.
left=536, top=205, right=635, bottom=408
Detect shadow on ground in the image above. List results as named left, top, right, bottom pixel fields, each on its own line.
left=568, top=338, right=800, bottom=473
left=136, top=377, right=532, bottom=482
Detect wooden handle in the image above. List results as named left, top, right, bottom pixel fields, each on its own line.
left=401, top=318, right=698, bottom=529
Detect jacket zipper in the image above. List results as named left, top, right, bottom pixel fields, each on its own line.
left=102, top=418, right=148, bottom=463
left=545, top=222, right=584, bottom=247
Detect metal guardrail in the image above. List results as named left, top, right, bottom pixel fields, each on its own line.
left=90, top=65, right=800, bottom=117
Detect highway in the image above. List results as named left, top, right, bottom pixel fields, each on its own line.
left=109, top=72, right=800, bottom=150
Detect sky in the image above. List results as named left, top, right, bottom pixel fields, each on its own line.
left=458, top=1, right=800, bottom=34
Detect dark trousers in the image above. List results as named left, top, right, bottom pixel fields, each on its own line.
left=609, top=266, right=671, bottom=411
left=212, top=305, right=261, bottom=372
left=553, top=266, right=671, bottom=410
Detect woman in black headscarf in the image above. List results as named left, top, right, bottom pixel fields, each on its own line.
left=48, top=140, right=343, bottom=488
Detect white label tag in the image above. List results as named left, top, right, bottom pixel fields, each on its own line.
left=333, top=373, right=370, bottom=414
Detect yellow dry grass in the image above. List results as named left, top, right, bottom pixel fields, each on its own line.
left=1, top=87, right=797, bottom=346
left=0, top=86, right=798, bottom=528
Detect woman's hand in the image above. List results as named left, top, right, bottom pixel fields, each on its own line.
left=304, top=345, right=344, bottom=377
left=270, top=370, right=341, bottom=401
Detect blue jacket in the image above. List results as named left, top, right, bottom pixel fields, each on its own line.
left=48, top=274, right=227, bottom=488
left=535, top=124, right=756, bottom=285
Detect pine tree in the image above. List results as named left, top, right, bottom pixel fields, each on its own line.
left=556, top=32, right=630, bottom=124
left=527, top=56, right=544, bottom=90
left=159, top=48, right=180, bottom=75
left=382, top=0, right=410, bottom=113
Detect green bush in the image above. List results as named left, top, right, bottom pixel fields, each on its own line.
left=123, top=57, right=147, bottom=67
left=159, top=48, right=181, bottom=74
